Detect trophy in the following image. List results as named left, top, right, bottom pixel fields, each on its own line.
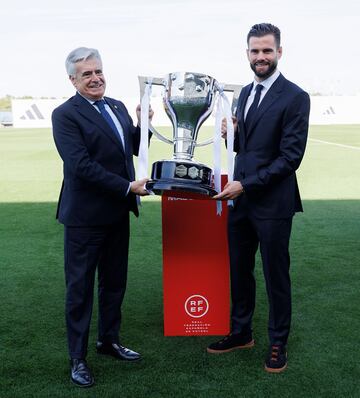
left=139, top=72, right=241, bottom=198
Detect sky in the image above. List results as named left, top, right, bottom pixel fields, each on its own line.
left=1, top=0, right=360, bottom=100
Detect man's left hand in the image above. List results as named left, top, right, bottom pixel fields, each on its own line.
left=213, top=181, right=244, bottom=200
left=136, top=104, right=154, bottom=126
left=130, top=178, right=150, bottom=196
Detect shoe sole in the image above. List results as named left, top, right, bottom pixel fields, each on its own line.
left=206, top=339, right=255, bottom=354
left=70, top=377, right=94, bottom=388
left=264, top=363, right=288, bottom=373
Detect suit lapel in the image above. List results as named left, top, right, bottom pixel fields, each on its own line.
left=73, top=93, right=125, bottom=153
left=236, top=84, right=252, bottom=145
left=247, top=74, right=285, bottom=136
left=105, top=98, right=130, bottom=150
left=105, top=97, right=136, bottom=181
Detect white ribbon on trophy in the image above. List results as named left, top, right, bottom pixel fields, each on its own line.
left=214, top=93, right=223, bottom=215
left=138, top=78, right=153, bottom=184
left=214, top=85, right=235, bottom=215
left=221, top=89, right=235, bottom=209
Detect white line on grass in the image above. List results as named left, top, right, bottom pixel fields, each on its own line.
left=309, top=138, right=360, bottom=151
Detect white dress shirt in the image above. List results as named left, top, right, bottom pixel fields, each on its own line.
left=78, top=93, right=132, bottom=195
left=244, top=69, right=281, bottom=119
left=92, top=99, right=126, bottom=150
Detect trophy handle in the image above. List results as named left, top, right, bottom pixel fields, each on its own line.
left=195, top=83, right=242, bottom=147
left=138, top=76, right=173, bottom=145
left=221, top=83, right=243, bottom=115
left=195, top=138, right=214, bottom=147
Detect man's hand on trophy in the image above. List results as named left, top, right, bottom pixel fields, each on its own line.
left=213, top=180, right=244, bottom=200
left=221, top=116, right=238, bottom=139
left=136, top=104, right=154, bottom=126
left=130, top=178, right=150, bottom=196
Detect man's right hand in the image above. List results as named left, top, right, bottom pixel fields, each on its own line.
left=130, top=178, right=150, bottom=196
left=213, top=180, right=244, bottom=200
left=221, top=116, right=238, bottom=139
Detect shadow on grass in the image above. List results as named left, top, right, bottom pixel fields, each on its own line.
left=0, top=200, right=359, bottom=398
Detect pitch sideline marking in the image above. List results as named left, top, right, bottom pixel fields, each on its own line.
left=309, top=138, right=360, bottom=151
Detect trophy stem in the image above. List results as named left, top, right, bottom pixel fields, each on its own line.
left=172, top=127, right=197, bottom=161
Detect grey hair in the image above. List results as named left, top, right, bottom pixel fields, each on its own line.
left=65, top=47, right=102, bottom=77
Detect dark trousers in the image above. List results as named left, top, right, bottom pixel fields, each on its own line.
left=228, top=213, right=293, bottom=345
left=64, top=216, right=129, bottom=359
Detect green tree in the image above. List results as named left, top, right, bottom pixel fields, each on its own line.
left=0, top=95, right=13, bottom=111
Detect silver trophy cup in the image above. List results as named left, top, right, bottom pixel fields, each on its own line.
left=139, top=71, right=241, bottom=198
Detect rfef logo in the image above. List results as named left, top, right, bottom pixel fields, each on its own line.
left=185, top=295, right=209, bottom=318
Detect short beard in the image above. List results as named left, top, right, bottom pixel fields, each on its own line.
left=250, top=60, right=277, bottom=80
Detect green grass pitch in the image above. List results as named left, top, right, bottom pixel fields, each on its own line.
left=0, top=125, right=359, bottom=397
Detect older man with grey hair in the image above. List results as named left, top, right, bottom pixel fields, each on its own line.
left=52, top=47, right=153, bottom=387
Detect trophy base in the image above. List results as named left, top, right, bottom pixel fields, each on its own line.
left=146, top=180, right=218, bottom=200
left=146, top=160, right=217, bottom=199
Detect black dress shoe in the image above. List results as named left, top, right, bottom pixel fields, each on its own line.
left=70, top=359, right=94, bottom=387
left=96, top=341, right=141, bottom=361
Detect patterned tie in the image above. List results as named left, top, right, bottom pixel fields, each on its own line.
left=245, top=84, right=264, bottom=132
left=94, top=100, right=124, bottom=148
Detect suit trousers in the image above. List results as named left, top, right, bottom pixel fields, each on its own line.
left=228, top=212, right=293, bottom=345
left=64, top=216, right=129, bottom=359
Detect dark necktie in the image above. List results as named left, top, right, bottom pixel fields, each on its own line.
left=245, top=84, right=264, bottom=131
left=94, top=100, right=124, bottom=148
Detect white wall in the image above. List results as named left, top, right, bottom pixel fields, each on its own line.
left=11, top=95, right=360, bottom=128
left=309, top=96, right=360, bottom=125
left=12, top=99, right=66, bottom=128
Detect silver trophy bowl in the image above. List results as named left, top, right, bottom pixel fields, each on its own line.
left=139, top=71, right=241, bottom=198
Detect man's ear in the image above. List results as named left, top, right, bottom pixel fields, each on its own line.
left=277, top=46, right=283, bottom=60
left=69, top=75, right=77, bottom=88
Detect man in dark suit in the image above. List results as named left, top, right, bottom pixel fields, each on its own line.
left=52, top=47, right=153, bottom=387
left=207, top=24, right=310, bottom=373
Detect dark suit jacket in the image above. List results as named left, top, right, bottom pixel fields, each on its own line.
left=52, top=92, right=141, bottom=226
left=233, top=73, right=310, bottom=219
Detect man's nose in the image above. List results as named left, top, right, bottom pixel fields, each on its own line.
left=90, top=71, right=100, bottom=80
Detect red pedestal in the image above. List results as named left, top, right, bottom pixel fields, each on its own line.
left=161, top=181, right=230, bottom=336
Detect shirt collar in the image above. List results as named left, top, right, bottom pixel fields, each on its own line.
left=252, top=69, right=280, bottom=91
left=77, top=91, right=104, bottom=105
